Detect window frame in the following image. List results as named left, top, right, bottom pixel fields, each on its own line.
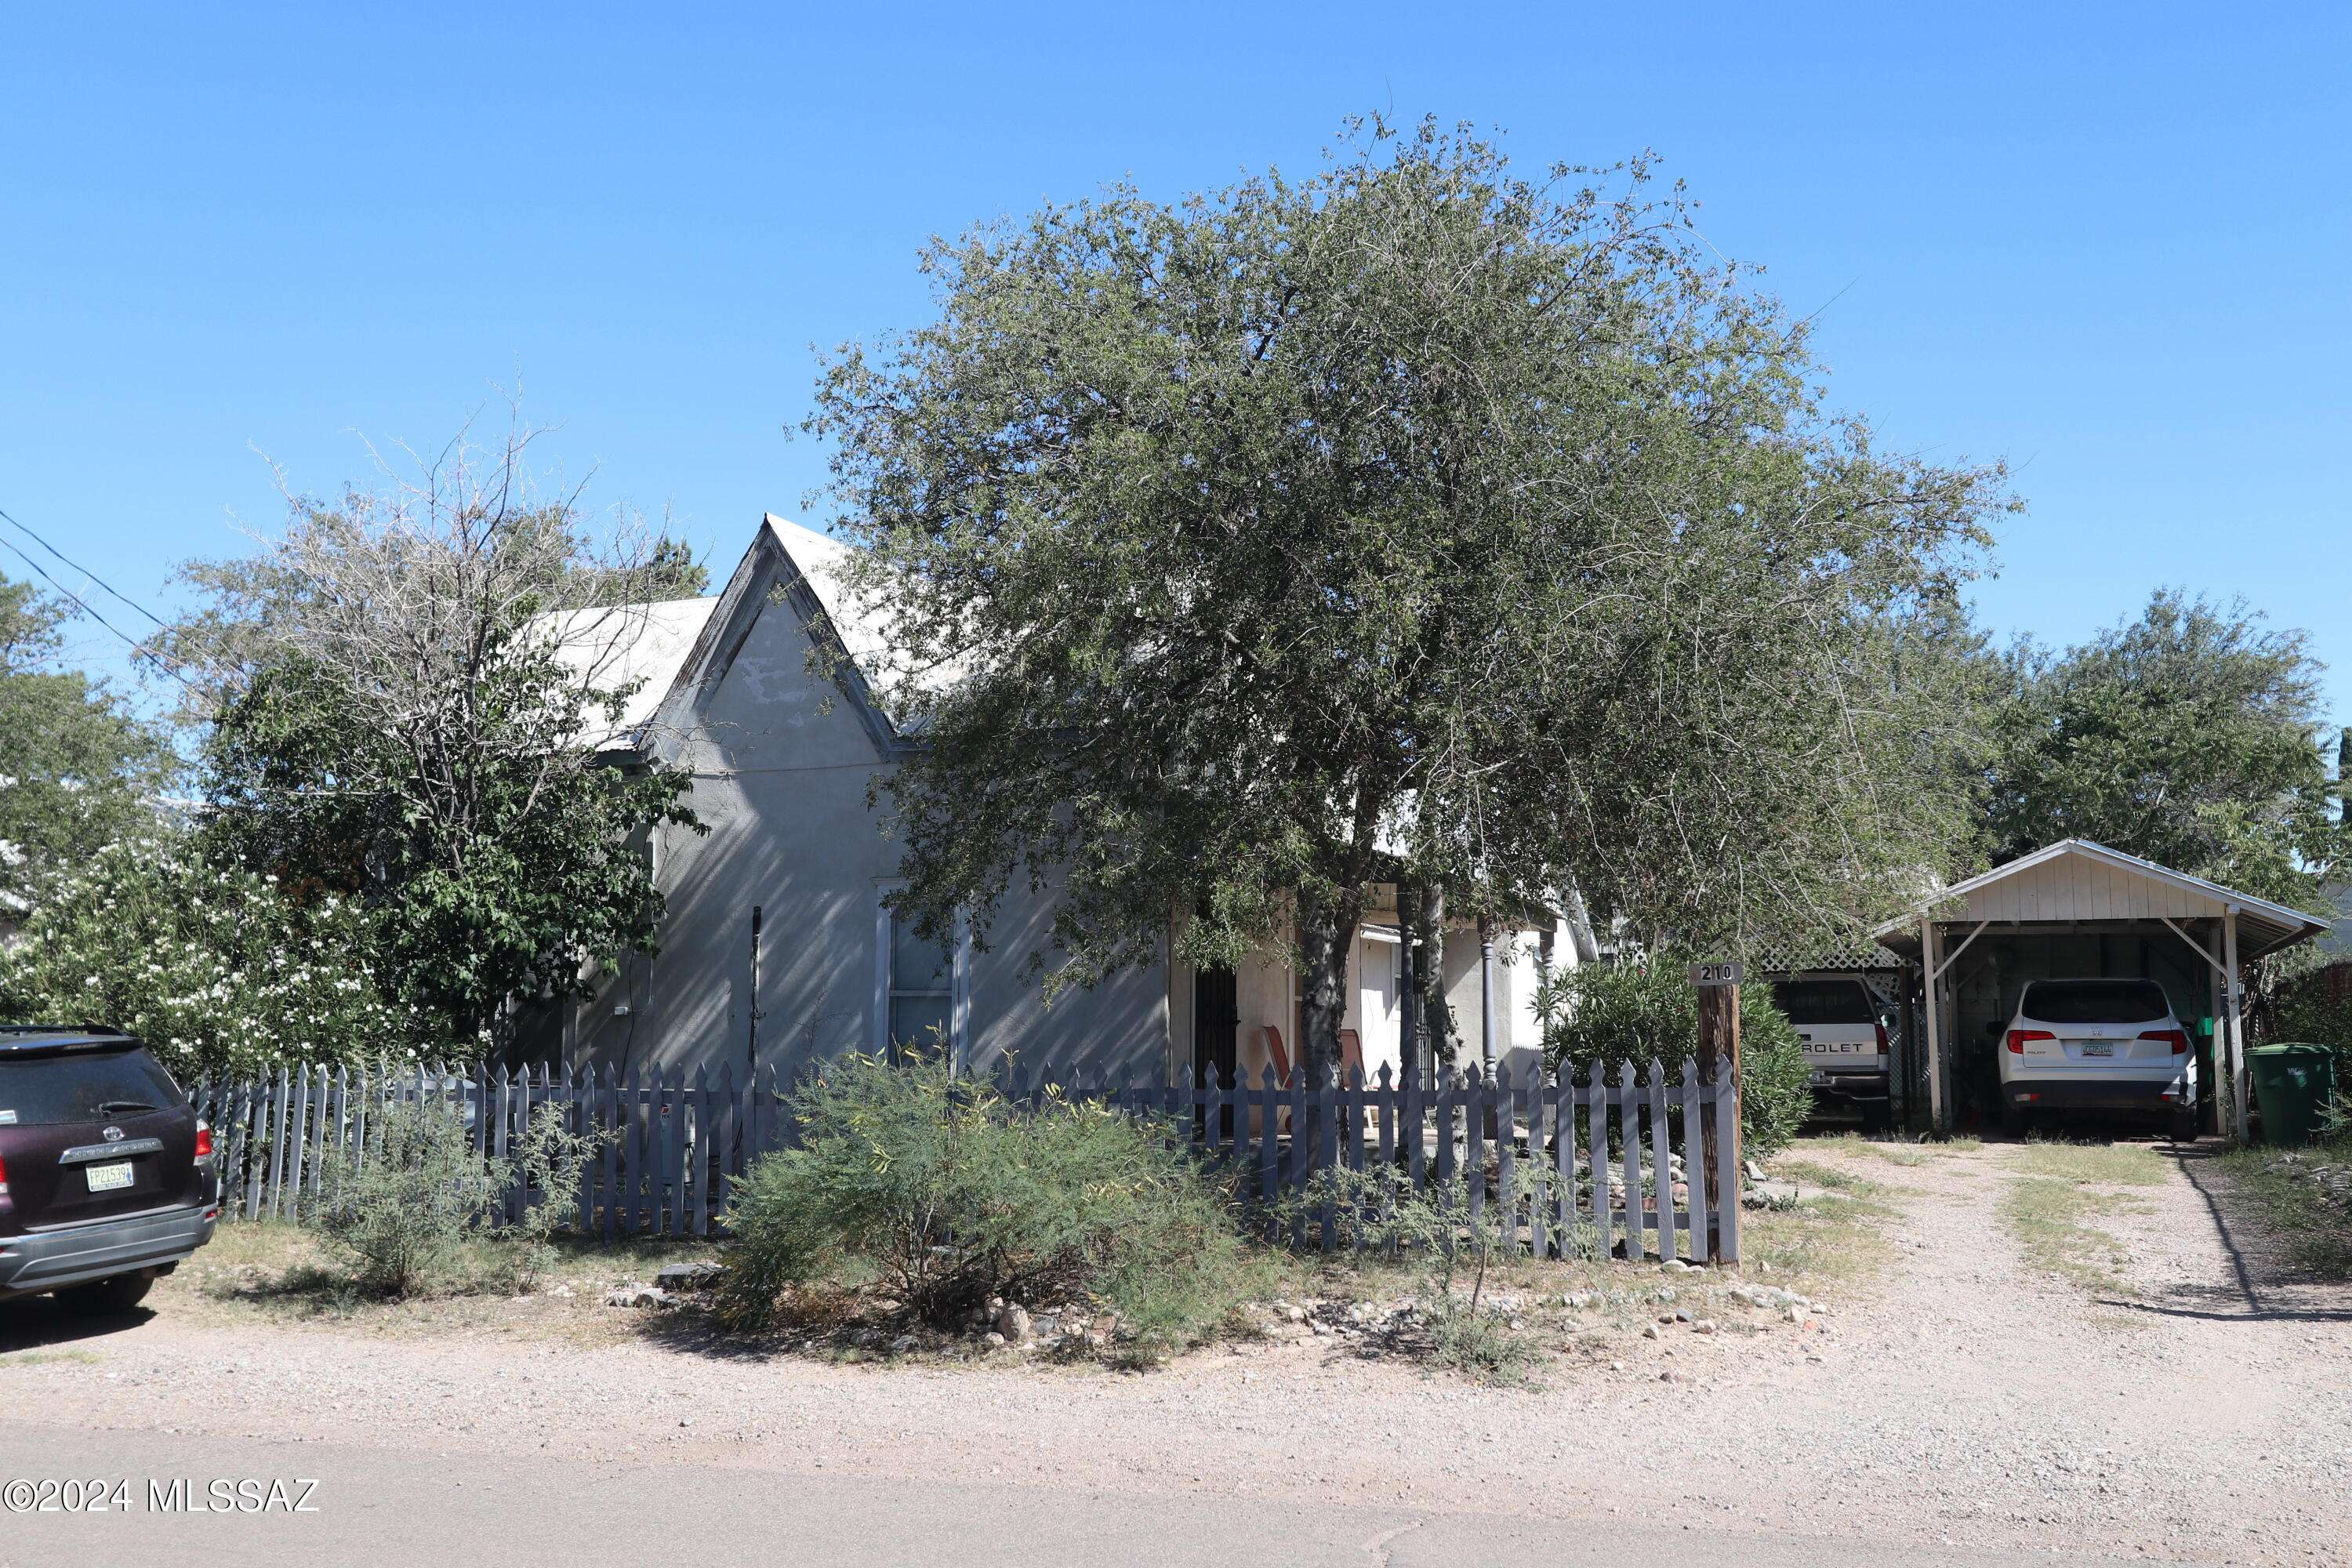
left=872, top=880, right=971, bottom=1068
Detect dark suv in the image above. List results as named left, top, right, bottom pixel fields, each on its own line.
left=0, top=1026, right=219, bottom=1312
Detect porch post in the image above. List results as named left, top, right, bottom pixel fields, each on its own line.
left=1477, top=916, right=1497, bottom=1073
left=1398, top=885, right=1420, bottom=1073
left=1922, top=919, right=1947, bottom=1134
left=2223, top=906, right=2247, bottom=1144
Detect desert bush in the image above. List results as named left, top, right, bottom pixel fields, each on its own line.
left=316, top=1099, right=500, bottom=1296
left=1536, top=957, right=1812, bottom=1158
left=1287, top=1162, right=1552, bottom=1382
left=717, top=1050, right=1260, bottom=1360
left=2260, top=969, right=2352, bottom=1104
left=495, top=1102, right=606, bottom=1292
left=316, top=1096, right=601, bottom=1297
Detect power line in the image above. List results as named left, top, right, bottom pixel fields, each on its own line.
left=0, top=505, right=170, bottom=630
left=0, top=532, right=200, bottom=690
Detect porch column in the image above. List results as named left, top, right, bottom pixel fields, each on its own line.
left=1398, top=886, right=1420, bottom=1073
left=1922, top=919, right=1947, bottom=1134
left=1477, top=916, right=1497, bottom=1073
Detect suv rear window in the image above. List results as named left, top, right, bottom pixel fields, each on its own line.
left=2020, top=980, right=2172, bottom=1025
left=0, top=1048, right=183, bottom=1127
left=1770, top=981, right=1877, bottom=1025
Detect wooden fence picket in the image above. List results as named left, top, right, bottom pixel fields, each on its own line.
left=193, top=1052, right=1739, bottom=1259
left=1712, top=1071, right=1741, bottom=1263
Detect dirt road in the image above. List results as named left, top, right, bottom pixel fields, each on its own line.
left=2, top=1138, right=2345, bottom=1566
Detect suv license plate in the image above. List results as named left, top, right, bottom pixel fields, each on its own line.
left=85, top=1161, right=135, bottom=1192
left=2081, top=1041, right=2115, bottom=1058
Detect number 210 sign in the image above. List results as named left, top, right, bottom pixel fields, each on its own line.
left=1688, top=960, right=1744, bottom=988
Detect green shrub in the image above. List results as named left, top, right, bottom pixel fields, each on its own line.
left=2263, top=971, right=2352, bottom=1103
left=1286, top=1162, right=1551, bottom=1383
left=1536, top=957, right=1812, bottom=1158
left=717, top=1050, right=1261, bottom=1361
left=496, top=1103, right=606, bottom=1292
left=316, top=1099, right=499, bottom=1296
left=1737, top=996, right=1815, bottom=1159
left=0, top=837, right=422, bottom=1080
left=314, top=1097, right=601, bottom=1298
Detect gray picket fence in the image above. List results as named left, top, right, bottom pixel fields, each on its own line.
left=188, top=1056, right=1740, bottom=1263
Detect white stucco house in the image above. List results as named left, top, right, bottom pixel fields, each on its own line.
left=521, top=516, right=1578, bottom=1092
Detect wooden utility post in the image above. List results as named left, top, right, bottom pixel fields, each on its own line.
left=1692, top=960, right=1743, bottom=1263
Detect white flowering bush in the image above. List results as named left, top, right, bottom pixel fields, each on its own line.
left=0, top=839, right=422, bottom=1081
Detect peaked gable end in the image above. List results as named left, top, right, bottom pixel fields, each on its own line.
left=642, top=519, right=902, bottom=767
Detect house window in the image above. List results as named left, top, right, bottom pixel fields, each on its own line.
left=873, top=884, right=968, bottom=1063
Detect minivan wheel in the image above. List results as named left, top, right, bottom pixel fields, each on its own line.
left=56, top=1272, right=154, bottom=1315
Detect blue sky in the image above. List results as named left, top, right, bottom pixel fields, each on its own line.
left=4, top=4, right=2347, bottom=730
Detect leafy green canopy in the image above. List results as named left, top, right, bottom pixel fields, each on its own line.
left=169, top=426, right=703, bottom=1049
left=809, top=119, right=2007, bottom=1068
left=0, top=838, right=418, bottom=1081
left=0, top=575, right=175, bottom=916
left=1985, top=591, right=2344, bottom=908
left=1535, top=958, right=1813, bottom=1157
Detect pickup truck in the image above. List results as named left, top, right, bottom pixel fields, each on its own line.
left=1770, top=977, right=1891, bottom=1128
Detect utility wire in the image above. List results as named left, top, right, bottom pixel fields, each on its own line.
left=0, top=530, right=200, bottom=689
left=0, top=506, right=172, bottom=631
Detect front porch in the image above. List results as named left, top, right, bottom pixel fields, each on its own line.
left=1164, top=885, right=1574, bottom=1092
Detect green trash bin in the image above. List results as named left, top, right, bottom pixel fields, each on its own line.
left=2247, top=1044, right=2336, bottom=1147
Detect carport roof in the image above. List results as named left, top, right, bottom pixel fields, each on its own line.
left=1871, top=838, right=2332, bottom=961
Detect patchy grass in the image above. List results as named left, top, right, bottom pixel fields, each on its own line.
left=2000, top=1177, right=2137, bottom=1294
left=160, top=1221, right=710, bottom=1342
left=2205, top=1142, right=2352, bottom=1280
left=1808, top=1132, right=1952, bottom=1167
left=1777, top=1158, right=1900, bottom=1196
left=2006, top=1138, right=2168, bottom=1188
left=1740, top=1163, right=1900, bottom=1287
left=0, top=1348, right=101, bottom=1369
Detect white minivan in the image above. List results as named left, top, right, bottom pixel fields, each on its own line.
left=1999, top=978, right=2196, bottom=1138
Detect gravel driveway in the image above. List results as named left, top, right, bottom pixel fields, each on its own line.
left=3, top=1138, right=2346, bottom=1565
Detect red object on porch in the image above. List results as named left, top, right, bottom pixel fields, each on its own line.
left=1261, top=1025, right=1293, bottom=1087
left=1338, top=1029, right=1364, bottom=1083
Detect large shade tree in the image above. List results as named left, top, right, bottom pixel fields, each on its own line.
left=163, top=420, right=705, bottom=1051
left=1984, top=590, right=2344, bottom=908
left=810, top=120, right=2009, bottom=1076
left=0, top=574, right=175, bottom=919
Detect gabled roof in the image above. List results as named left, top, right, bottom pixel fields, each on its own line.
left=630, top=514, right=925, bottom=762
left=1872, top=838, right=2332, bottom=960
left=535, top=597, right=721, bottom=753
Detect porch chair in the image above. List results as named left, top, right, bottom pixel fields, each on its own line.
left=1259, top=1025, right=1295, bottom=1136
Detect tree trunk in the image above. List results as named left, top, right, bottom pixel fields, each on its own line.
left=1559, top=878, right=1602, bottom=964
left=1295, top=884, right=1359, bottom=1083
left=1412, top=884, right=1457, bottom=1069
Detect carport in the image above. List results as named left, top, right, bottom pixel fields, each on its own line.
left=1872, top=839, right=2332, bottom=1138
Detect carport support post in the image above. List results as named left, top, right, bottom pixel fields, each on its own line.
left=1921, top=920, right=1947, bottom=1134
left=2224, top=906, right=2247, bottom=1145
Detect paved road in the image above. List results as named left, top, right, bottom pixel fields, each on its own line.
left=0, top=1423, right=2190, bottom=1568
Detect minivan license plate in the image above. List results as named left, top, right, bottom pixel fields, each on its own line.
left=85, top=1161, right=134, bottom=1192
left=2081, top=1041, right=2114, bottom=1058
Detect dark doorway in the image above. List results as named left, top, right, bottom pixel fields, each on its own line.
left=1193, top=964, right=1239, bottom=1138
